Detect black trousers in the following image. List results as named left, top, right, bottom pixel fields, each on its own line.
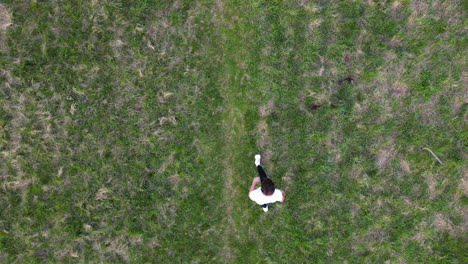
left=257, top=165, right=268, bottom=208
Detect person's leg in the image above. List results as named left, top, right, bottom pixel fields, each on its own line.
left=257, top=165, right=268, bottom=182
left=261, top=204, right=268, bottom=212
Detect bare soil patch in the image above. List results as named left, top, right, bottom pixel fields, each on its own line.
left=256, top=120, right=271, bottom=147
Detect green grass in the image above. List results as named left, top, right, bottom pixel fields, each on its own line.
left=0, top=0, right=466, bottom=263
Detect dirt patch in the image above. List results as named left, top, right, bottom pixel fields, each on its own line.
left=259, top=99, right=274, bottom=117
left=262, top=149, right=273, bottom=167
left=256, top=120, right=270, bottom=147
left=343, top=50, right=352, bottom=67
left=338, top=75, right=353, bottom=85
left=256, top=120, right=274, bottom=168
left=297, top=92, right=325, bottom=114
left=309, top=103, right=321, bottom=111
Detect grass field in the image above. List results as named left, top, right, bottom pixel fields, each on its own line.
left=0, top=0, right=466, bottom=263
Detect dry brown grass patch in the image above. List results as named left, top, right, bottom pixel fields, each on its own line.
left=159, top=152, right=175, bottom=173
left=281, top=170, right=293, bottom=183
left=383, top=50, right=397, bottom=61
left=158, top=201, right=177, bottom=227
left=399, top=159, right=411, bottom=174
left=391, top=0, right=402, bottom=16
left=351, top=225, right=388, bottom=253
left=371, top=182, right=384, bottom=193
left=430, top=1, right=464, bottom=26
left=349, top=166, right=364, bottom=180
left=351, top=203, right=361, bottom=218
left=433, top=213, right=453, bottom=232
left=355, top=29, right=368, bottom=57
left=412, top=99, right=439, bottom=125
left=0, top=4, right=11, bottom=30
left=391, top=81, right=408, bottom=98
left=96, top=187, right=110, bottom=200
left=376, top=145, right=397, bottom=169
left=411, top=221, right=429, bottom=246
left=259, top=99, right=274, bottom=117
left=423, top=172, right=439, bottom=199
left=159, top=116, right=177, bottom=126
left=443, top=71, right=467, bottom=113
left=366, top=0, right=375, bottom=7
left=102, top=234, right=130, bottom=262
left=4, top=179, right=31, bottom=189
left=153, top=128, right=174, bottom=142
left=451, top=92, right=467, bottom=113
left=406, top=0, right=429, bottom=30
left=0, top=3, right=10, bottom=49
left=168, top=173, right=179, bottom=185
left=262, top=149, right=273, bottom=167
left=308, top=19, right=322, bottom=31
left=461, top=168, right=468, bottom=196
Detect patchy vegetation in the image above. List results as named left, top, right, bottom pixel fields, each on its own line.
left=0, top=0, right=466, bottom=263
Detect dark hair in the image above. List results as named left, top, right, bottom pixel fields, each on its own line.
left=261, top=179, right=275, bottom=196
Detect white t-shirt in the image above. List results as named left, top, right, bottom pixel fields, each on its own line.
left=249, top=187, right=283, bottom=205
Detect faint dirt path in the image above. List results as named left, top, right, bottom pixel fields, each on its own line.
left=213, top=1, right=264, bottom=261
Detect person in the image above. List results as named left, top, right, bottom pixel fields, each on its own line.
left=248, top=154, right=285, bottom=212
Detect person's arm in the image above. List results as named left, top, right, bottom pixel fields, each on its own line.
left=280, top=190, right=285, bottom=202
left=249, top=177, right=260, bottom=193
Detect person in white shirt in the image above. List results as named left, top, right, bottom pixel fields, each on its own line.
left=248, top=154, right=285, bottom=212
